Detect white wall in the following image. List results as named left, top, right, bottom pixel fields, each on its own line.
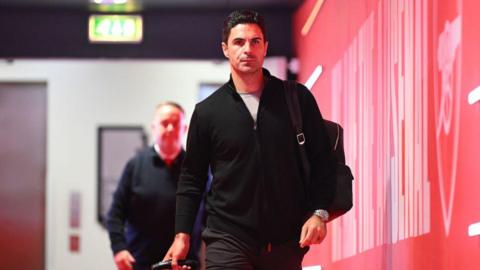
left=0, top=57, right=286, bottom=270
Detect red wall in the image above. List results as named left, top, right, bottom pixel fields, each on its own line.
left=293, top=0, right=480, bottom=269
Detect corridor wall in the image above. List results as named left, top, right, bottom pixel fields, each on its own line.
left=294, top=0, right=480, bottom=269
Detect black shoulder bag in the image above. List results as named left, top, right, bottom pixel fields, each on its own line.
left=283, top=80, right=354, bottom=221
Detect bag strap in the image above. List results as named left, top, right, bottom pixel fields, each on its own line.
left=283, top=80, right=311, bottom=185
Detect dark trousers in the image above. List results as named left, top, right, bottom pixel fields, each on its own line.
left=133, top=262, right=151, bottom=270
left=202, top=227, right=309, bottom=270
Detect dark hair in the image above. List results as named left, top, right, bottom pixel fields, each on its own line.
left=222, top=10, right=266, bottom=43
left=155, top=101, right=185, bottom=115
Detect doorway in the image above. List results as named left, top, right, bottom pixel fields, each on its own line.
left=0, top=82, right=47, bottom=270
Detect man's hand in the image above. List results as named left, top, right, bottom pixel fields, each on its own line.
left=163, top=233, right=191, bottom=270
left=114, top=250, right=136, bottom=270
left=299, top=215, right=327, bottom=248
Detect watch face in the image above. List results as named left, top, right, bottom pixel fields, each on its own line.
left=314, top=209, right=329, bottom=221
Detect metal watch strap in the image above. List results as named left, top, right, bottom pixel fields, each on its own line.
left=313, top=209, right=329, bottom=222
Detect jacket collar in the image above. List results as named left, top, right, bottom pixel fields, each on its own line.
left=225, top=68, right=272, bottom=96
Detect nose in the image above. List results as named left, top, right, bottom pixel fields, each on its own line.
left=243, top=41, right=252, bottom=53
left=166, top=123, right=174, bottom=132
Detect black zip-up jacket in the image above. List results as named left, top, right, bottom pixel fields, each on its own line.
left=175, top=69, right=335, bottom=248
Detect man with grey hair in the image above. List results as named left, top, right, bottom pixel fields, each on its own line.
left=107, top=102, right=202, bottom=270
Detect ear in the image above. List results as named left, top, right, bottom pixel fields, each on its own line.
left=264, top=41, right=269, bottom=56
left=222, top=42, right=229, bottom=59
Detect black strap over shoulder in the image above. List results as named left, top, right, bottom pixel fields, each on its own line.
left=283, top=80, right=311, bottom=187
left=283, top=80, right=304, bottom=144
left=284, top=82, right=354, bottom=220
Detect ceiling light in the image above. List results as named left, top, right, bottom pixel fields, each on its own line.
left=468, top=86, right=480, bottom=105
left=468, top=222, right=480, bottom=236
left=91, top=0, right=128, bottom=5
left=304, top=65, right=323, bottom=90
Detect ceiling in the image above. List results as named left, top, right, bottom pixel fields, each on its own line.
left=0, top=0, right=303, bottom=11
left=0, top=0, right=301, bottom=59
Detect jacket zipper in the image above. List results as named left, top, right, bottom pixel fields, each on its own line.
left=254, top=92, right=273, bottom=253
left=228, top=83, right=272, bottom=252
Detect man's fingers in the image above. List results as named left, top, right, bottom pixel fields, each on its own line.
left=313, top=227, right=322, bottom=242
left=114, top=250, right=135, bottom=270
left=127, top=253, right=135, bottom=263
left=171, top=256, right=180, bottom=270
left=299, top=225, right=308, bottom=244
left=305, top=226, right=315, bottom=245
left=317, top=225, right=327, bottom=244
left=118, top=259, right=133, bottom=270
left=123, top=257, right=133, bottom=270
left=124, top=260, right=133, bottom=270
left=300, top=226, right=315, bottom=247
left=311, top=224, right=326, bottom=244
left=312, top=233, right=322, bottom=244
left=300, top=215, right=328, bottom=247
left=163, top=249, right=172, bottom=261
left=117, top=257, right=133, bottom=270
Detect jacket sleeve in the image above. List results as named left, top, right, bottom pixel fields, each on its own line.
left=175, top=107, right=211, bottom=234
left=298, top=83, right=336, bottom=210
left=106, top=158, right=135, bottom=255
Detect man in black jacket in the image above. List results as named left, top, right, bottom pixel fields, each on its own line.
left=164, top=10, right=335, bottom=270
left=107, top=102, right=201, bottom=270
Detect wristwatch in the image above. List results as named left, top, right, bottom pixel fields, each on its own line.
left=313, top=209, right=329, bottom=222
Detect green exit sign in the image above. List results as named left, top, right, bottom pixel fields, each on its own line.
left=89, top=15, right=143, bottom=43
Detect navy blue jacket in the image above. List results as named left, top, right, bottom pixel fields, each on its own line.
left=107, top=147, right=202, bottom=265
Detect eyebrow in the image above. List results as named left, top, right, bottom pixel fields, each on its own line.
left=232, top=37, right=245, bottom=42
left=231, top=37, right=263, bottom=42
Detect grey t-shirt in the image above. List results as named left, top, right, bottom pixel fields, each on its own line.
left=239, top=90, right=262, bottom=128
